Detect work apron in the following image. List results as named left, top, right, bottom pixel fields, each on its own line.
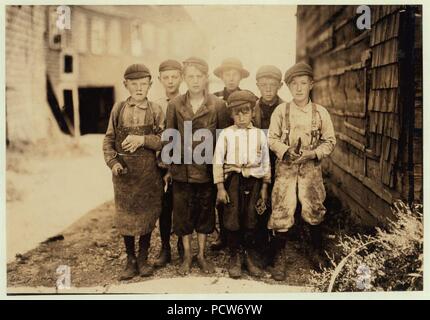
left=113, top=107, right=163, bottom=236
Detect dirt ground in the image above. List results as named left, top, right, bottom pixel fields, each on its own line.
left=7, top=200, right=316, bottom=289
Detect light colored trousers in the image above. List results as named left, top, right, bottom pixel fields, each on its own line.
left=268, top=159, right=326, bottom=232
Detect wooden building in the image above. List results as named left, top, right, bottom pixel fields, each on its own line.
left=296, top=5, right=422, bottom=225
left=6, top=5, right=208, bottom=144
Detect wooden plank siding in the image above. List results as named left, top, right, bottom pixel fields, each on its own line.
left=296, top=5, right=422, bottom=225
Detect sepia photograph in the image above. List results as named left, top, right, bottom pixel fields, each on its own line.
left=3, top=2, right=425, bottom=297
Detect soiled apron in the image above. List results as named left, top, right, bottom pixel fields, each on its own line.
left=113, top=107, right=163, bottom=236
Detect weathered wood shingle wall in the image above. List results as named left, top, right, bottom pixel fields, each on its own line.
left=296, top=5, right=422, bottom=225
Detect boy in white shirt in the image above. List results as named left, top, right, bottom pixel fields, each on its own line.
left=213, top=90, right=271, bottom=279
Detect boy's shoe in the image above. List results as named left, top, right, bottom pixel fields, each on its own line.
left=119, top=256, right=138, bottom=280
left=211, top=237, right=227, bottom=251
left=197, top=255, right=215, bottom=274
left=308, top=224, right=326, bottom=271
left=308, top=248, right=325, bottom=271
left=245, top=251, right=263, bottom=278
left=177, top=256, right=192, bottom=276
left=271, top=248, right=286, bottom=281
left=153, top=246, right=171, bottom=268
left=228, top=254, right=242, bottom=279
left=137, top=255, right=154, bottom=277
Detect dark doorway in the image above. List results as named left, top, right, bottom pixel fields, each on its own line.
left=79, top=87, right=114, bottom=134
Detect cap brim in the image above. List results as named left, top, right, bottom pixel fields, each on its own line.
left=214, top=66, right=250, bottom=79
left=125, top=72, right=151, bottom=79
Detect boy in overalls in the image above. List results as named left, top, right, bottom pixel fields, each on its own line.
left=268, top=62, right=336, bottom=280
left=103, top=64, right=165, bottom=280
left=213, top=90, right=271, bottom=279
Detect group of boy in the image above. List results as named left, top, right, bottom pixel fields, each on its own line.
left=103, top=56, right=336, bottom=282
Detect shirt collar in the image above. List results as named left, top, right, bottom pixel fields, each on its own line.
left=291, top=98, right=312, bottom=113
left=184, top=90, right=209, bottom=108
left=233, top=122, right=254, bottom=130
left=223, top=87, right=241, bottom=100
left=127, top=97, right=148, bottom=109
left=259, top=96, right=280, bottom=108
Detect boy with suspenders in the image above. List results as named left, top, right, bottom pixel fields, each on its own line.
left=268, top=62, right=336, bottom=280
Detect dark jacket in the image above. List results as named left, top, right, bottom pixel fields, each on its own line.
left=253, top=96, right=284, bottom=129
left=164, top=91, right=227, bottom=183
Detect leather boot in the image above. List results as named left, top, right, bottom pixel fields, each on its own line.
left=309, top=224, right=325, bottom=271
left=137, top=253, right=154, bottom=277
left=153, top=245, right=171, bottom=268
left=245, top=250, right=263, bottom=278
left=228, top=253, right=242, bottom=279
left=119, top=255, right=138, bottom=280
left=271, top=234, right=287, bottom=281
left=137, top=234, right=154, bottom=277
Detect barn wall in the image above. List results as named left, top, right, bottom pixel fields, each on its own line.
left=296, top=5, right=422, bottom=225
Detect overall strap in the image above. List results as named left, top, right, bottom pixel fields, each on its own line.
left=282, top=102, right=291, bottom=145
left=311, top=103, right=321, bottom=131
left=310, top=103, right=322, bottom=147
left=117, top=101, right=128, bottom=127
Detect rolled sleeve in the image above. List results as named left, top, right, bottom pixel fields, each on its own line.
left=268, top=103, right=290, bottom=160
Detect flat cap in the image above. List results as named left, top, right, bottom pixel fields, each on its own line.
left=159, top=59, right=182, bottom=73
left=284, top=62, right=313, bottom=84
left=124, top=63, right=151, bottom=80
left=256, top=65, right=282, bottom=82
left=214, top=58, right=249, bottom=79
left=227, top=90, right=258, bottom=109
left=183, top=56, right=209, bottom=74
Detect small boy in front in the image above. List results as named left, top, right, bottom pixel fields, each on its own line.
left=211, top=58, right=250, bottom=251
left=103, top=64, right=165, bottom=280
left=268, top=62, right=336, bottom=281
left=213, top=90, right=271, bottom=279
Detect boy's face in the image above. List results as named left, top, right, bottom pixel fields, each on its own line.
left=288, top=75, right=313, bottom=104
left=221, top=69, right=242, bottom=91
left=256, top=77, right=282, bottom=103
left=124, top=77, right=152, bottom=102
left=230, top=104, right=254, bottom=129
left=184, top=65, right=208, bottom=95
left=159, top=70, right=182, bottom=95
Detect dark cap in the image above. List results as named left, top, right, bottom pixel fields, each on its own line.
left=256, top=65, right=282, bottom=82
left=182, top=56, right=209, bottom=74
left=159, top=59, right=182, bottom=73
left=227, top=90, right=258, bottom=109
left=214, top=58, right=250, bottom=79
left=124, top=63, right=151, bottom=80
left=284, top=62, right=313, bottom=84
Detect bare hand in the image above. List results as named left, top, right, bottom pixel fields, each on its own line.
left=260, top=187, right=269, bottom=204
left=293, top=150, right=316, bottom=164
left=216, top=189, right=230, bottom=206
left=163, top=172, right=172, bottom=187
left=283, top=147, right=301, bottom=162
left=112, top=163, right=125, bottom=176
left=121, top=135, right=145, bottom=153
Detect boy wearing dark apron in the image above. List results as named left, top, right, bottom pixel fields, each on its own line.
left=103, top=64, right=165, bottom=280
